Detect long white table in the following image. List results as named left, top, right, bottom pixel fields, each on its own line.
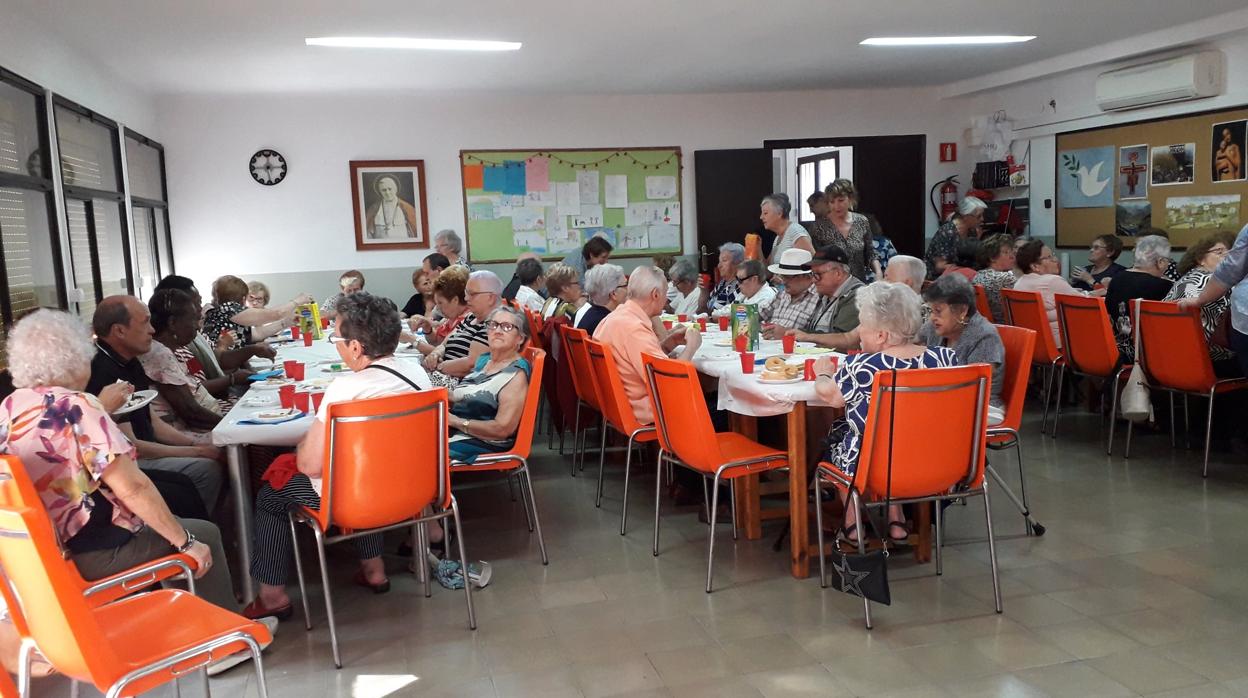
left=212, top=334, right=426, bottom=599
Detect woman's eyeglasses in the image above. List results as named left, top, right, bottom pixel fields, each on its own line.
left=486, top=321, right=519, bottom=333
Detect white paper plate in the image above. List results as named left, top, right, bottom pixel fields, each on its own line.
left=700, top=351, right=736, bottom=361
left=252, top=378, right=295, bottom=390
left=249, top=408, right=301, bottom=423
left=113, top=389, right=157, bottom=415
left=240, top=394, right=278, bottom=407
left=756, top=375, right=803, bottom=385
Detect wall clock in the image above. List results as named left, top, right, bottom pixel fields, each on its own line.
left=249, top=149, right=287, bottom=185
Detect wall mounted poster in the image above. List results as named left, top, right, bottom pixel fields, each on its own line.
left=1212, top=120, right=1246, bottom=182
left=1058, top=146, right=1114, bottom=208
left=1151, top=143, right=1196, bottom=185
left=1165, top=195, right=1241, bottom=232
left=1117, top=145, right=1149, bottom=199
left=1115, top=201, right=1151, bottom=237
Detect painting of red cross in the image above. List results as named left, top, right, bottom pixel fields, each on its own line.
left=1117, top=144, right=1149, bottom=199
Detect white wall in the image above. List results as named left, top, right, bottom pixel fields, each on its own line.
left=157, top=87, right=969, bottom=299
left=0, top=6, right=157, bottom=135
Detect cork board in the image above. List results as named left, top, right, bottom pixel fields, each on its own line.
left=1055, top=105, right=1248, bottom=250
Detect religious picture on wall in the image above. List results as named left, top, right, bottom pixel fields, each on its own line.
left=1150, top=143, right=1195, bottom=186
left=1165, top=195, right=1241, bottom=232
left=1212, top=120, right=1246, bottom=183
left=350, top=159, right=429, bottom=251
left=1058, top=146, right=1114, bottom=208
left=1117, top=144, right=1149, bottom=199
left=1115, top=201, right=1151, bottom=237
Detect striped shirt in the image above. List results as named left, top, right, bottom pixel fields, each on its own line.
left=442, top=312, right=488, bottom=361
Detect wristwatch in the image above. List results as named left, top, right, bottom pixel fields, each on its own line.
left=176, top=528, right=197, bottom=553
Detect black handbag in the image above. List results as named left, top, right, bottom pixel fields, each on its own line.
left=826, top=368, right=898, bottom=605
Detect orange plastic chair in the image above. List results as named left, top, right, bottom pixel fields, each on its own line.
left=584, top=338, right=658, bottom=533
left=814, top=365, right=1000, bottom=629
left=289, top=389, right=474, bottom=668
left=452, top=347, right=549, bottom=566
left=1127, top=300, right=1248, bottom=477
left=973, top=284, right=993, bottom=320
left=1053, top=294, right=1131, bottom=452
left=641, top=354, right=788, bottom=593
left=0, top=458, right=272, bottom=698
left=1001, top=288, right=1064, bottom=434
left=985, top=325, right=1043, bottom=536
left=557, top=325, right=605, bottom=476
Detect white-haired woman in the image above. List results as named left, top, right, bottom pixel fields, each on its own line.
left=435, top=229, right=471, bottom=269
left=811, top=283, right=957, bottom=544
left=577, top=263, right=626, bottom=337
left=709, top=242, right=745, bottom=314
left=762, top=193, right=814, bottom=265
left=448, top=306, right=533, bottom=463
left=666, top=258, right=702, bottom=317
left=0, top=311, right=252, bottom=621
left=1106, top=234, right=1174, bottom=361
left=925, top=196, right=988, bottom=279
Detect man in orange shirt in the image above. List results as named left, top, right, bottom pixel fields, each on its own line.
left=593, top=265, right=702, bottom=423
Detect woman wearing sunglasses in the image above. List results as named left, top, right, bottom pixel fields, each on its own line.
left=447, top=306, right=532, bottom=464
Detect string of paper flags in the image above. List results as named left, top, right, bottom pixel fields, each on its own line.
left=462, top=150, right=679, bottom=170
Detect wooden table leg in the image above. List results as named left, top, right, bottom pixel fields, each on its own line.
left=914, top=502, right=933, bottom=563
left=729, top=413, right=762, bottom=540
left=787, top=402, right=809, bottom=579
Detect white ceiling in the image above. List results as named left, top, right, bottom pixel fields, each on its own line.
left=13, top=0, right=1248, bottom=95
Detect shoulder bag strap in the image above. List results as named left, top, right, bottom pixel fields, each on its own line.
left=364, top=362, right=425, bottom=392
left=883, top=366, right=897, bottom=555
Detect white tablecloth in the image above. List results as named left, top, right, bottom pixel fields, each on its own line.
left=210, top=337, right=426, bottom=447
left=689, top=330, right=844, bottom=418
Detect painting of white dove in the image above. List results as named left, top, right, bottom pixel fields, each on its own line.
left=1058, top=146, right=1115, bottom=208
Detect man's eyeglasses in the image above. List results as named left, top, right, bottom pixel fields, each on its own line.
left=466, top=290, right=496, bottom=298
left=486, top=320, right=519, bottom=333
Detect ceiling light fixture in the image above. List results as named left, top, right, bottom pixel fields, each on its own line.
left=861, top=36, right=1035, bottom=46
left=305, top=37, right=521, bottom=51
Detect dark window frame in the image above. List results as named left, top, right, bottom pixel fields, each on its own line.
left=795, top=151, right=840, bottom=224
left=124, top=127, right=174, bottom=277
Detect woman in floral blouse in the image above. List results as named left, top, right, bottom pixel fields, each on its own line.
left=971, top=233, right=1018, bottom=323
left=809, top=179, right=878, bottom=282
left=926, top=196, right=987, bottom=279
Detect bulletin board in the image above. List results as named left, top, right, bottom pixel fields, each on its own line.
left=459, top=147, right=683, bottom=263
left=1056, top=105, right=1248, bottom=250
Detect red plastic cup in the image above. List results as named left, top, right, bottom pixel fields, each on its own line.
left=289, top=362, right=305, bottom=381
left=310, top=391, right=325, bottom=412
left=278, top=385, right=295, bottom=409
left=662, top=320, right=673, bottom=330
left=678, top=314, right=688, bottom=322
left=697, top=317, right=707, bottom=332
left=718, top=316, right=729, bottom=331
left=782, top=334, right=796, bottom=354
left=734, top=334, right=747, bottom=353
left=290, top=325, right=301, bottom=339
left=804, top=358, right=816, bottom=381
left=293, top=390, right=310, bottom=413
left=302, top=332, right=313, bottom=347
left=739, top=351, right=755, bottom=374
left=283, top=359, right=297, bottom=377
left=320, top=317, right=329, bottom=329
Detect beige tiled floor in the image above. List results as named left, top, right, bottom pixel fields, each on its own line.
left=29, top=403, right=1248, bottom=697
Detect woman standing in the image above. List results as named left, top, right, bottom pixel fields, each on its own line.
left=971, top=234, right=1017, bottom=323
left=919, top=275, right=1006, bottom=423
left=1165, top=231, right=1236, bottom=369
left=926, top=196, right=988, bottom=279
left=809, top=179, right=879, bottom=282
left=448, top=306, right=533, bottom=463
left=761, top=193, right=814, bottom=265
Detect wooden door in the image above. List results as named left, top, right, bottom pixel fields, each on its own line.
left=693, top=148, right=773, bottom=273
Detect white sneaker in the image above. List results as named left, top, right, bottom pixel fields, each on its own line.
left=207, top=616, right=277, bottom=677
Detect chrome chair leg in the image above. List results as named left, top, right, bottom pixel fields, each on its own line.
left=518, top=474, right=535, bottom=533
left=1040, top=363, right=1056, bottom=434
left=813, top=474, right=827, bottom=588
left=288, top=514, right=313, bottom=630
left=595, top=424, right=609, bottom=507
left=700, top=476, right=712, bottom=527
left=1125, top=419, right=1134, bottom=459
left=507, top=474, right=517, bottom=502
left=1107, top=369, right=1123, bottom=455
left=705, top=473, right=722, bottom=593
left=520, top=463, right=549, bottom=565
left=730, top=481, right=738, bottom=541
left=17, top=641, right=32, bottom=698
left=250, top=634, right=271, bottom=698
left=310, top=525, right=341, bottom=668
left=851, top=490, right=872, bottom=630
left=414, top=522, right=431, bottom=598
left=449, top=498, right=477, bottom=629
left=1169, top=393, right=1176, bottom=448
left=934, top=499, right=943, bottom=576
left=571, top=403, right=582, bottom=476
left=1203, top=390, right=1216, bottom=478
left=982, top=483, right=1003, bottom=614
left=619, top=439, right=636, bottom=535
left=1051, top=364, right=1066, bottom=438
left=652, top=451, right=664, bottom=556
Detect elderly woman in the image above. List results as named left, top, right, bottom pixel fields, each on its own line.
left=1182, top=223, right=1248, bottom=377
left=448, top=306, right=533, bottom=463
left=577, top=263, right=626, bottom=337
left=708, top=242, right=745, bottom=313
left=940, top=240, right=980, bottom=282
left=244, top=293, right=431, bottom=618
left=712, top=259, right=776, bottom=318
left=435, top=229, right=470, bottom=269
left=320, top=270, right=366, bottom=321
left=1105, top=234, right=1173, bottom=361
left=141, top=289, right=246, bottom=436
left=512, top=257, right=546, bottom=314
left=1013, top=240, right=1091, bottom=349
left=1072, top=234, right=1126, bottom=291
left=812, top=283, right=957, bottom=543
left=762, top=193, right=814, bottom=265
left=246, top=281, right=270, bottom=308
left=919, top=275, right=1006, bottom=424
left=926, top=196, right=988, bottom=279
left=808, top=179, right=879, bottom=282
left=666, top=258, right=703, bottom=316
left=541, top=262, right=583, bottom=321
left=1165, top=231, right=1236, bottom=370
left=424, top=271, right=504, bottom=387
left=0, top=311, right=248, bottom=619
left=971, top=234, right=1017, bottom=323
left=204, top=275, right=309, bottom=349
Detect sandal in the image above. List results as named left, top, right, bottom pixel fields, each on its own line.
left=353, top=570, right=391, bottom=594
left=888, top=520, right=909, bottom=542
left=838, top=523, right=862, bottom=547
left=397, top=538, right=446, bottom=558
left=241, top=597, right=293, bottom=621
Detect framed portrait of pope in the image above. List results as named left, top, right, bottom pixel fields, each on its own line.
left=350, top=159, right=430, bottom=250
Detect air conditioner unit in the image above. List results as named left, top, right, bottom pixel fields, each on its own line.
left=1095, top=51, right=1223, bottom=112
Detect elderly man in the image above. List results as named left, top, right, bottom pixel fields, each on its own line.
left=593, top=266, right=701, bottom=424
left=761, top=248, right=821, bottom=339
left=435, top=229, right=471, bottom=269
left=883, top=254, right=926, bottom=293
left=711, top=259, right=775, bottom=318
left=86, top=296, right=224, bottom=511
left=790, top=246, right=864, bottom=350
left=577, top=263, right=626, bottom=336
left=425, top=270, right=503, bottom=386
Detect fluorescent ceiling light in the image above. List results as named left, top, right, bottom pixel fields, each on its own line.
left=305, top=37, right=521, bottom=51
left=861, top=36, right=1035, bottom=46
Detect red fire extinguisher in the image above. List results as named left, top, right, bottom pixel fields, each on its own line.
left=930, top=176, right=959, bottom=221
